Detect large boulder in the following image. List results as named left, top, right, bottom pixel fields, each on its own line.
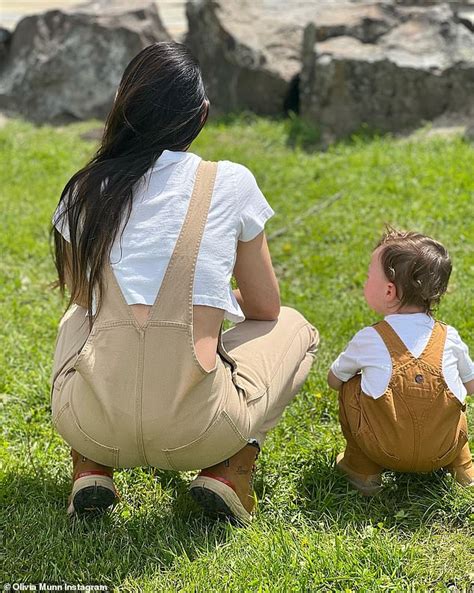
left=300, top=3, right=474, bottom=140
left=185, top=0, right=405, bottom=115
left=309, top=3, right=399, bottom=43
left=0, top=0, right=171, bottom=123
left=185, top=0, right=309, bottom=115
left=0, top=27, right=11, bottom=64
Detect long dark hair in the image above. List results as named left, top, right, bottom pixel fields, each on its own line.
left=52, top=41, right=209, bottom=323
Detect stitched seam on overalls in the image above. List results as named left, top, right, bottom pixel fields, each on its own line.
left=222, top=410, right=249, bottom=441
left=145, top=161, right=218, bottom=464
left=186, top=162, right=215, bottom=335
left=54, top=401, right=71, bottom=424
left=148, top=164, right=206, bottom=324
left=413, top=359, right=461, bottom=406
left=55, top=402, right=119, bottom=465
left=146, top=321, right=189, bottom=329
left=162, top=408, right=224, bottom=470
left=186, top=326, right=220, bottom=376
left=417, top=383, right=446, bottom=466
left=182, top=164, right=217, bottom=375
left=392, top=360, right=443, bottom=401
left=69, top=398, right=119, bottom=460
left=390, top=363, right=421, bottom=469
left=162, top=410, right=247, bottom=470
left=419, top=322, right=443, bottom=366
left=390, top=325, right=445, bottom=470
left=136, top=330, right=148, bottom=465
left=248, top=321, right=312, bottom=401
left=92, top=320, right=139, bottom=329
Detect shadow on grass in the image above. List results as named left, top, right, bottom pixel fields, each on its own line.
left=1, top=466, right=241, bottom=581
left=296, top=452, right=473, bottom=532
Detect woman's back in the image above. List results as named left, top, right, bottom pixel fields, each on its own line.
left=54, top=150, right=274, bottom=370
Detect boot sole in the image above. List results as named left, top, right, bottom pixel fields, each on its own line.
left=189, top=475, right=253, bottom=526
left=67, top=475, right=118, bottom=517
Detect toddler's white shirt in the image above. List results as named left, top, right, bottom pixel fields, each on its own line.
left=52, top=150, right=274, bottom=322
left=331, top=313, right=474, bottom=403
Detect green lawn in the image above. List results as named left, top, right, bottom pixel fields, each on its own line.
left=1, top=115, right=473, bottom=592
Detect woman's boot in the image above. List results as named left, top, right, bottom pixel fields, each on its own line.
left=67, top=448, right=119, bottom=517
left=189, top=441, right=260, bottom=525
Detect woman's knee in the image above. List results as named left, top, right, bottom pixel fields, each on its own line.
left=278, top=306, right=319, bottom=354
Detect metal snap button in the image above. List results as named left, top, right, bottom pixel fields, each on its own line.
left=415, top=374, right=424, bottom=384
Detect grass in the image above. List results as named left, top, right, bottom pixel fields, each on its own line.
left=0, top=114, right=473, bottom=592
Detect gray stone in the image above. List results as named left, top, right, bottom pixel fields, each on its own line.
left=464, top=120, right=474, bottom=140
left=185, top=0, right=309, bottom=115
left=456, top=7, right=474, bottom=31
left=309, top=3, right=399, bottom=43
left=185, top=0, right=405, bottom=115
left=0, top=0, right=171, bottom=123
left=0, top=27, right=11, bottom=65
left=300, top=3, right=474, bottom=140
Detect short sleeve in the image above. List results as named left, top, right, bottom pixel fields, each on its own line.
left=330, top=331, right=365, bottom=382
left=449, top=327, right=474, bottom=383
left=233, top=164, right=274, bottom=242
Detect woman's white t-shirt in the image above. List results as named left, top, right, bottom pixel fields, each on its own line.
left=330, top=313, right=474, bottom=403
left=52, top=150, right=275, bottom=323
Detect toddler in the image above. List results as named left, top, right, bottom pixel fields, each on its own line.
left=328, top=228, right=474, bottom=494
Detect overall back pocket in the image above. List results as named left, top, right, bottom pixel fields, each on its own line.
left=163, top=409, right=248, bottom=471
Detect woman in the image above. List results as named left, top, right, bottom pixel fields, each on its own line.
left=51, top=42, right=318, bottom=525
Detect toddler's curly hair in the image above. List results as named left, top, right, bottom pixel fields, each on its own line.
left=376, top=227, right=452, bottom=315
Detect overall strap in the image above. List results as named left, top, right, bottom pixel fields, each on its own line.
left=372, top=320, right=412, bottom=368
left=148, top=160, right=218, bottom=325
left=417, top=321, right=447, bottom=372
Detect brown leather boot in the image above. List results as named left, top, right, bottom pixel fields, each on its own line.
left=447, top=460, right=474, bottom=487
left=67, top=448, right=119, bottom=517
left=189, top=442, right=260, bottom=525
left=336, top=452, right=382, bottom=496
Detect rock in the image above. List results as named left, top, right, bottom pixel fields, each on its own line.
left=464, top=120, right=474, bottom=140
left=185, top=0, right=405, bottom=115
left=310, top=3, right=399, bottom=43
left=0, top=0, right=171, bottom=123
left=300, top=4, right=474, bottom=140
left=456, top=7, right=474, bottom=31
left=0, top=27, right=12, bottom=65
left=395, top=0, right=474, bottom=5
left=185, top=0, right=308, bottom=115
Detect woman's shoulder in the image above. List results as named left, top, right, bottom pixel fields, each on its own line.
left=216, top=160, right=260, bottom=188
left=215, top=159, right=254, bottom=176
left=184, top=154, right=259, bottom=187
left=214, top=160, right=264, bottom=205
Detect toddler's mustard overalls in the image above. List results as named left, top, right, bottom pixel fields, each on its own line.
left=339, top=320, right=472, bottom=476
left=51, top=160, right=319, bottom=470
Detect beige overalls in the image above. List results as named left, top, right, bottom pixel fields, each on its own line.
left=51, top=160, right=319, bottom=471
left=338, top=320, right=472, bottom=476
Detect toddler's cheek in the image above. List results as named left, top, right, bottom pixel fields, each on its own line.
left=363, top=283, right=370, bottom=303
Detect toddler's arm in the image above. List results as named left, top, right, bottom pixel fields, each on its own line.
left=464, top=379, right=474, bottom=396
left=327, top=369, right=343, bottom=390
left=451, top=326, right=474, bottom=397
left=328, top=330, right=365, bottom=391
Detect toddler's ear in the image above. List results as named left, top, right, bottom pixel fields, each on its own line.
left=385, top=282, right=398, bottom=304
